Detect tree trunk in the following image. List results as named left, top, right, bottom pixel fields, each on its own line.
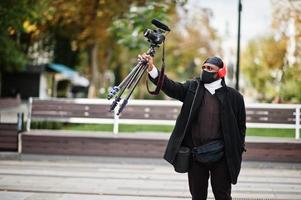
left=88, top=43, right=99, bottom=98
left=100, top=47, right=112, bottom=92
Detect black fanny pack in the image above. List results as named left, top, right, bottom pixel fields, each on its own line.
left=192, top=140, right=224, bottom=163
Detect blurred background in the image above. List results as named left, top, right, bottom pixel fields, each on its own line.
left=0, top=0, right=300, bottom=103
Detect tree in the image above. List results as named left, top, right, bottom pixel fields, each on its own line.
left=271, top=0, right=301, bottom=59
left=163, top=7, right=221, bottom=81
left=108, top=1, right=178, bottom=99
left=108, top=4, right=220, bottom=99
left=241, top=36, right=287, bottom=101
left=0, top=0, right=49, bottom=71
left=241, top=0, right=301, bottom=103
left=43, top=0, right=181, bottom=98
left=1, top=0, right=220, bottom=100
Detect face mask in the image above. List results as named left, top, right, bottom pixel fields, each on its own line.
left=200, top=70, right=218, bottom=83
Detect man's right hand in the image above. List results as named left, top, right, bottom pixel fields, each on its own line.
left=138, top=53, right=154, bottom=72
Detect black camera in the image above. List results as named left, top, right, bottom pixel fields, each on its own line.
left=143, top=29, right=165, bottom=45
left=143, top=19, right=170, bottom=46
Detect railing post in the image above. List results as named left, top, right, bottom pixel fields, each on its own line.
left=296, top=106, right=300, bottom=140
left=26, top=97, right=32, bottom=132
left=113, top=105, right=119, bottom=135
left=17, top=112, right=24, bottom=132
left=17, top=112, right=24, bottom=153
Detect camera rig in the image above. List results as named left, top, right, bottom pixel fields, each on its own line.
left=107, top=19, right=170, bottom=115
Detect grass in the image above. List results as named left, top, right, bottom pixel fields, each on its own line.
left=63, top=124, right=296, bottom=138
left=63, top=124, right=174, bottom=133
left=31, top=121, right=297, bottom=138
left=246, top=128, right=295, bottom=138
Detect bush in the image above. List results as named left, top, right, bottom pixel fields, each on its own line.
left=31, top=121, right=64, bottom=129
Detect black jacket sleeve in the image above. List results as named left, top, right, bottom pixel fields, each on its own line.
left=148, top=71, right=190, bottom=102
left=237, top=95, right=246, bottom=151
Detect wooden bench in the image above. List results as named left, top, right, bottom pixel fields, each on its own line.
left=22, top=98, right=301, bottom=161
left=22, top=131, right=168, bottom=157
left=246, top=104, right=300, bottom=138
left=26, top=98, right=181, bottom=133
left=26, top=98, right=301, bottom=137
left=0, top=113, right=23, bottom=152
left=26, top=98, right=115, bottom=129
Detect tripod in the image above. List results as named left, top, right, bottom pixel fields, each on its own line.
left=107, top=45, right=157, bottom=115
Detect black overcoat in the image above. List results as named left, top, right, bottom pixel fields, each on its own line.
left=149, top=73, right=246, bottom=184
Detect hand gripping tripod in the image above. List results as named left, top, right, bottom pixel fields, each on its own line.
left=107, top=45, right=159, bottom=115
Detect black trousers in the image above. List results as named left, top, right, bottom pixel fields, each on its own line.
left=188, top=157, right=232, bottom=200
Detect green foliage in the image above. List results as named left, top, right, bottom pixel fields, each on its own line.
left=0, top=0, right=49, bottom=71
left=165, top=8, right=220, bottom=81
left=280, top=64, right=301, bottom=103
left=109, top=3, right=220, bottom=99
left=0, top=0, right=219, bottom=100
left=0, top=37, right=28, bottom=71
left=109, top=2, right=173, bottom=51
left=242, top=36, right=287, bottom=102
left=268, top=0, right=301, bottom=103
left=242, top=34, right=301, bottom=103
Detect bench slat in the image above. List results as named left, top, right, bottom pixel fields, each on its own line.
left=0, top=143, right=18, bottom=150
left=0, top=123, right=18, bottom=130
left=32, top=104, right=108, bottom=110
left=0, top=136, right=18, bottom=142
left=32, top=112, right=113, bottom=119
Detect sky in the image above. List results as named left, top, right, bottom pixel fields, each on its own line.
left=186, top=0, right=273, bottom=47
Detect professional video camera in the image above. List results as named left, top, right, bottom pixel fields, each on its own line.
left=107, top=19, right=170, bottom=115
left=144, top=29, right=165, bottom=46
left=144, top=19, right=170, bottom=47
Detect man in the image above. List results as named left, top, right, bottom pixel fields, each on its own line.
left=139, top=54, right=246, bottom=200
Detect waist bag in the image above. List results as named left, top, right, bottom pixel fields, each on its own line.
left=192, top=140, right=224, bottom=163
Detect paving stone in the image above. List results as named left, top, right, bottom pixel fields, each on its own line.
left=0, top=156, right=300, bottom=200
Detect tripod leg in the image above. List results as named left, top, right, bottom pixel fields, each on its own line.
left=127, top=63, right=147, bottom=90
left=107, top=61, right=142, bottom=100
left=117, top=64, right=148, bottom=115
left=109, top=62, right=145, bottom=112
left=126, top=60, right=147, bottom=89
left=118, top=61, right=142, bottom=90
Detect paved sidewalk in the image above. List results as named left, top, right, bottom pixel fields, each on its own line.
left=0, top=154, right=300, bottom=200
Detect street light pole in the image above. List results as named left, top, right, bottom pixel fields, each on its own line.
left=236, top=0, right=242, bottom=91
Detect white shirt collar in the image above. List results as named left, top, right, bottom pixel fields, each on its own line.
left=204, top=79, right=222, bottom=95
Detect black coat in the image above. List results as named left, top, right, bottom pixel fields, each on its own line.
left=149, top=74, right=246, bottom=184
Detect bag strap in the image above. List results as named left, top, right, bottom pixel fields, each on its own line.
left=146, top=42, right=166, bottom=95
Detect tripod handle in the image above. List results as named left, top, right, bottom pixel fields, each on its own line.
left=107, top=86, right=119, bottom=100
left=109, top=96, right=121, bottom=112
left=117, top=99, right=128, bottom=115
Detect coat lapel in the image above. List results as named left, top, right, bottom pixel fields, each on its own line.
left=215, top=86, right=227, bottom=106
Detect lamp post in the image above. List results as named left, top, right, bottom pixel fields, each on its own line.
left=236, top=0, right=242, bottom=91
